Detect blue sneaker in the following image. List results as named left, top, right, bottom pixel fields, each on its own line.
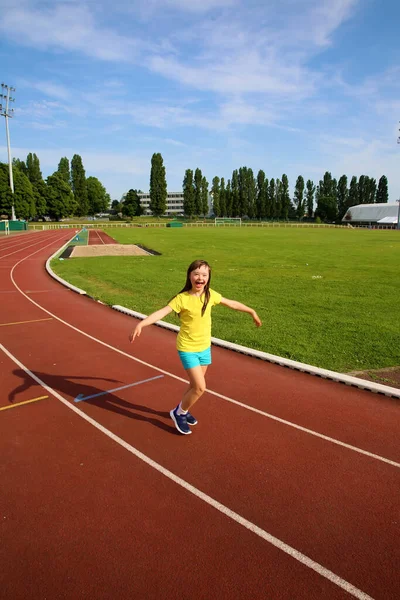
left=186, top=411, right=198, bottom=426
left=170, top=407, right=191, bottom=435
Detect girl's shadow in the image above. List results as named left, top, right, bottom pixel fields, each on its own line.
left=10, top=369, right=178, bottom=435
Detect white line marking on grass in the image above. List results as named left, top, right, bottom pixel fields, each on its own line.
left=7, top=236, right=400, bottom=470
left=0, top=341, right=375, bottom=600
left=74, top=375, right=164, bottom=402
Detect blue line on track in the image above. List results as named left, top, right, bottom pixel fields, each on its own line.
left=74, top=375, right=164, bottom=402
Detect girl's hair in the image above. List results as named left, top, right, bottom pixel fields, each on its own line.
left=174, top=259, right=212, bottom=316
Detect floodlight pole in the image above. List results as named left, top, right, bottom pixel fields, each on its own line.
left=0, top=83, right=16, bottom=220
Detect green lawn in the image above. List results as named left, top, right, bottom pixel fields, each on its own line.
left=52, top=227, right=400, bottom=373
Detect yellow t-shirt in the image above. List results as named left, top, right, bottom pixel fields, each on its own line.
left=168, top=289, right=222, bottom=352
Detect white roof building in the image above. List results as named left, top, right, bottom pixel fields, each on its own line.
left=342, top=203, right=399, bottom=224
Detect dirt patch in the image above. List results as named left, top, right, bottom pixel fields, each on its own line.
left=70, top=244, right=151, bottom=258
left=348, top=366, right=400, bottom=390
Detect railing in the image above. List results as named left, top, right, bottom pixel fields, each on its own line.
left=30, top=221, right=349, bottom=230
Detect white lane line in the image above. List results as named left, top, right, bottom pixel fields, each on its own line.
left=95, top=229, right=105, bottom=245
left=0, top=341, right=375, bottom=600
left=0, top=232, right=63, bottom=261
left=8, top=241, right=400, bottom=471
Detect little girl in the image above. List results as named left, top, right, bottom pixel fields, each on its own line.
left=129, top=259, right=262, bottom=435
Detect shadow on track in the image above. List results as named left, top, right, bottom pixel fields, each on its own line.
left=10, top=369, right=177, bottom=434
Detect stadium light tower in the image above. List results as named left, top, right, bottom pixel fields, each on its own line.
left=0, top=83, right=16, bottom=220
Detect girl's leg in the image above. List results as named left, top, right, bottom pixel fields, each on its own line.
left=181, top=365, right=208, bottom=411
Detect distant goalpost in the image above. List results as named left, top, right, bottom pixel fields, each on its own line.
left=0, top=220, right=10, bottom=235
left=214, top=217, right=242, bottom=226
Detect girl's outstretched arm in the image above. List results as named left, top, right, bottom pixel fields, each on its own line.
left=220, top=297, right=262, bottom=327
left=129, top=305, right=173, bottom=342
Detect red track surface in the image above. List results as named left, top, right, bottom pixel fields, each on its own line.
left=88, top=229, right=117, bottom=244
left=1, top=230, right=399, bottom=600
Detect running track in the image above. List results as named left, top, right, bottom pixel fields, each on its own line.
left=0, top=230, right=399, bottom=600
left=88, top=228, right=117, bottom=244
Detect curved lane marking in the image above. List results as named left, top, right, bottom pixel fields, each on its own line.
left=6, top=233, right=400, bottom=470
left=0, top=342, right=375, bottom=600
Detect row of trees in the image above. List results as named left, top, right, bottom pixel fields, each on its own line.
left=209, top=170, right=388, bottom=221
left=1, top=149, right=390, bottom=222
left=0, top=153, right=110, bottom=220
left=131, top=153, right=389, bottom=222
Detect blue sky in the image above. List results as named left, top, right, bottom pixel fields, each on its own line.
left=1, top=0, right=399, bottom=201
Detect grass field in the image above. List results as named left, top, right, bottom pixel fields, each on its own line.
left=52, top=227, right=400, bottom=373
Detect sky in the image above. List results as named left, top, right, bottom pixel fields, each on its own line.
left=0, top=0, right=399, bottom=201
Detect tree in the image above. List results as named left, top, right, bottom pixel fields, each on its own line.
left=33, top=180, right=48, bottom=219
left=305, top=180, right=315, bottom=218
left=219, top=177, right=226, bottom=217
left=57, top=157, right=71, bottom=185
left=231, top=170, right=239, bottom=217
left=46, top=172, right=75, bottom=220
left=122, top=189, right=142, bottom=218
left=358, top=175, right=368, bottom=204
left=376, top=175, right=388, bottom=204
left=267, top=178, right=275, bottom=219
left=0, top=163, right=34, bottom=219
left=319, top=171, right=335, bottom=199
left=293, top=175, right=305, bottom=219
left=337, top=175, right=348, bottom=219
left=26, top=153, right=42, bottom=186
left=183, top=169, right=195, bottom=218
left=280, top=174, right=291, bottom=220
left=348, top=176, right=358, bottom=209
left=149, top=153, right=167, bottom=217
left=256, top=170, right=267, bottom=219
left=194, top=168, right=202, bottom=216
left=274, top=178, right=282, bottom=219
left=315, top=196, right=338, bottom=222
left=366, top=177, right=376, bottom=204
left=225, top=179, right=232, bottom=217
left=71, top=154, right=88, bottom=216
left=246, top=168, right=256, bottom=219
left=211, top=176, right=220, bottom=217
left=201, top=176, right=209, bottom=217
left=86, top=176, right=109, bottom=215
left=25, top=152, right=46, bottom=218
left=111, top=199, right=122, bottom=214
left=13, top=158, right=27, bottom=174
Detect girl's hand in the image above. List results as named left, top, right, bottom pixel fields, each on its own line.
left=252, top=312, right=262, bottom=327
left=129, top=323, right=142, bottom=343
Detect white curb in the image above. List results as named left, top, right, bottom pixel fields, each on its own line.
left=45, top=237, right=400, bottom=400
left=45, top=231, right=87, bottom=295
left=112, top=305, right=400, bottom=399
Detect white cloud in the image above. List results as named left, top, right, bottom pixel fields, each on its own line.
left=33, top=82, right=71, bottom=100
left=0, top=4, right=141, bottom=61
left=164, top=0, right=236, bottom=11
left=2, top=145, right=149, bottom=176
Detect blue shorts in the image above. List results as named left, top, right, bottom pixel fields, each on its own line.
left=178, top=347, right=212, bottom=370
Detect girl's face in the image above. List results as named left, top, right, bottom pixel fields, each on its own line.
left=189, top=265, right=210, bottom=294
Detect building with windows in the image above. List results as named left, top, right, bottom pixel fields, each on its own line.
left=137, top=192, right=185, bottom=216
left=137, top=192, right=213, bottom=217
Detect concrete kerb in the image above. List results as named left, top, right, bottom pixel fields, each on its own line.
left=45, top=230, right=87, bottom=295
left=44, top=235, right=400, bottom=400
left=112, top=305, right=400, bottom=399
